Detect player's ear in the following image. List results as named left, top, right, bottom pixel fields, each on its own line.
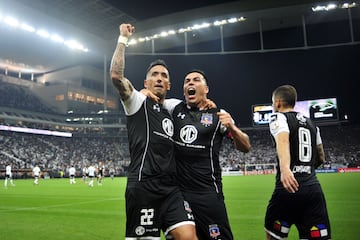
left=204, top=85, right=209, bottom=94
left=144, top=79, right=148, bottom=88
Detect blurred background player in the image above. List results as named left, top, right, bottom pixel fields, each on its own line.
left=4, top=162, right=15, bottom=188
left=87, top=164, right=96, bottom=187
left=82, top=165, right=88, bottom=183
left=32, top=164, right=41, bottom=185
left=109, top=166, right=115, bottom=180
left=69, top=165, right=76, bottom=184
left=97, top=162, right=105, bottom=186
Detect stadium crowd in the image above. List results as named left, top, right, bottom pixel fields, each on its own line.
left=0, top=123, right=359, bottom=178
left=1, top=77, right=359, bottom=178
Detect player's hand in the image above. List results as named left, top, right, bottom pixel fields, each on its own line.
left=200, top=99, right=217, bottom=110
left=280, top=169, right=299, bottom=193
left=119, top=23, right=135, bottom=38
left=140, top=88, right=160, bottom=102
left=217, top=110, right=234, bottom=129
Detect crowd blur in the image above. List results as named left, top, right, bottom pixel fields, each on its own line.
left=1, top=78, right=359, bottom=177
left=0, top=123, right=359, bottom=178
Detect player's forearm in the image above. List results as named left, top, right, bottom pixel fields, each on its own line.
left=230, top=127, right=251, bottom=153
left=110, top=41, right=133, bottom=100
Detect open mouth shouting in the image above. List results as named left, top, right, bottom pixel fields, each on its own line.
left=187, top=87, right=196, bottom=96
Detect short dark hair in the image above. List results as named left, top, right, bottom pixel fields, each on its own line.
left=185, top=69, right=208, bottom=85
left=273, top=84, right=297, bottom=107
left=146, top=59, right=168, bottom=73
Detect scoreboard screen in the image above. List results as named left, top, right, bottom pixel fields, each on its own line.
left=252, top=97, right=338, bottom=126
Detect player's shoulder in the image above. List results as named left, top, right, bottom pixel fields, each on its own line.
left=270, top=112, right=286, bottom=123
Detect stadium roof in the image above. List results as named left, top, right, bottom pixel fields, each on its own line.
left=0, top=0, right=349, bottom=73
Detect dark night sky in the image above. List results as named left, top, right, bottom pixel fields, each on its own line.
left=124, top=44, right=359, bottom=127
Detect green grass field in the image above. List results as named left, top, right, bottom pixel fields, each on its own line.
left=1, top=173, right=359, bottom=239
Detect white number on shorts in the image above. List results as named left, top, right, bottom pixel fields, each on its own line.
left=140, top=208, right=154, bottom=225
left=298, top=127, right=312, bottom=162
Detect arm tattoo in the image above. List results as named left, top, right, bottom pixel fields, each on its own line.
left=110, top=43, right=133, bottom=100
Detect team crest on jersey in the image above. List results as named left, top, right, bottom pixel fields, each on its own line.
left=209, top=224, right=220, bottom=238
left=201, top=113, right=213, bottom=126
left=162, top=118, right=174, bottom=137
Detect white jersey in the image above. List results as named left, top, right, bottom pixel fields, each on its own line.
left=33, top=166, right=41, bottom=177
left=69, top=167, right=76, bottom=176
left=87, top=166, right=96, bottom=177
left=6, top=165, right=12, bottom=176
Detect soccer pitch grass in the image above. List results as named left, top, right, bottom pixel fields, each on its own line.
left=1, top=173, right=359, bottom=240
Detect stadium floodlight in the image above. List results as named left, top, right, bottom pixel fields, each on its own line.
left=160, top=31, right=168, bottom=37
left=50, top=34, right=64, bottom=43
left=167, top=30, right=176, bottom=35
left=64, top=40, right=84, bottom=50
left=128, top=39, right=137, bottom=45
left=1, top=12, right=89, bottom=52
left=312, top=3, right=338, bottom=12
left=4, top=16, right=19, bottom=27
left=130, top=15, right=246, bottom=45
left=36, top=29, right=50, bottom=38
left=191, top=22, right=211, bottom=30
left=20, top=23, right=35, bottom=32
left=341, top=2, right=357, bottom=8
left=227, top=17, right=238, bottom=23
left=214, top=20, right=227, bottom=26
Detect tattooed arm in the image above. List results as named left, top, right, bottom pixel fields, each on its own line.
left=110, top=23, right=135, bottom=101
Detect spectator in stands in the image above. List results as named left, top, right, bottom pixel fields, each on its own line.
left=264, top=85, right=331, bottom=240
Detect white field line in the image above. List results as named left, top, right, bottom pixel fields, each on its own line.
left=0, top=197, right=122, bottom=213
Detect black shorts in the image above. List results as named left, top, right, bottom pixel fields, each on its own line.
left=265, top=183, right=331, bottom=239
left=183, top=191, right=233, bottom=240
left=125, top=178, right=195, bottom=239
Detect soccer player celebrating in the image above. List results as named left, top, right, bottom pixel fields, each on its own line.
left=110, top=23, right=197, bottom=240
left=264, top=85, right=331, bottom=240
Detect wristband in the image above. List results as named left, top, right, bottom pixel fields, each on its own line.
left=118, top=35, right=129, bottom=46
